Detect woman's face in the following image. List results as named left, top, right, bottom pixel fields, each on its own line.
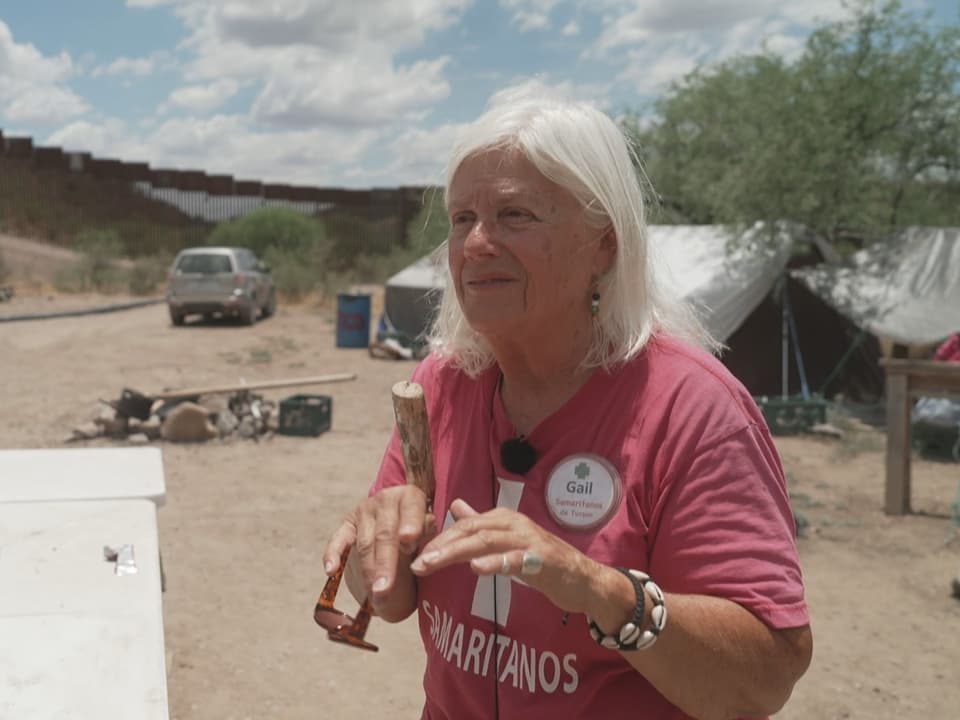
left=446, top=148, right=614, bottom=342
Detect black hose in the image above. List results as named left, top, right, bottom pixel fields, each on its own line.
left=0, top=297, right=165, bottom=322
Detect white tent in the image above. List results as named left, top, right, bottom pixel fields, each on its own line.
left=652, top=223, right=794, bottom=342
left=382, top=224, right=795, bottom=344
left=791, top=227, right=960, bottom=346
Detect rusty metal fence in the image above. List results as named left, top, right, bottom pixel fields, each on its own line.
left=0, top=129, right=427, bottom=258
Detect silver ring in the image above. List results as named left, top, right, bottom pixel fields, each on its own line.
left=520, top=551, right=543, bottom=576
left=500, top=553, right=510, bottom=575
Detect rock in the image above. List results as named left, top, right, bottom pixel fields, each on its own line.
left=139, top=415, right=162, bottom=440
left=97, top=404, right=117, bottom=422
left=161, top=402, right=218, bottom=443
left=70, top=421, right=102, bottom=440
left=237, top=415, right=258, bottom=439
left=94, top=415, right=129, bottom=437
left=810, top=423, right=844, bottom=439
left=128, top=433, right=150, bottom=444
left=216, top=408, right=239, bottom=437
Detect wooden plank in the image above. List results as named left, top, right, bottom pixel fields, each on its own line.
left=151, top=372, right=357, bottom=400
left=884, top=373, right=912, bottom=515
left=909, top=375, right=960, bottom=395
left=880, top=358, right=960, bottom=380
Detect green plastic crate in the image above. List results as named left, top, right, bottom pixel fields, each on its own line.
left=912, top=421, right=960, bottom=461
left=278, top=394, right=332, bottom=437
left=754, top=396, right=828, bottom=436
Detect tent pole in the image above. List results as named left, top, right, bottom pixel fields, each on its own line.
left=819, top=328, right=868, bottom=398
left=781, top=279, right=789, bottom=400
left=784, top=284, right=810, bottom=400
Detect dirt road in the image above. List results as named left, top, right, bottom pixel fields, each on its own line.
left=1, top=291, right=958, bottom=719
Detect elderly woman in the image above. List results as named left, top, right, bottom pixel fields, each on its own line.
left=323, top=89, right=812, bottom=720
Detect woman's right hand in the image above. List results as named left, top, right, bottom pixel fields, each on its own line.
left=322, top=485, right=433, bottom=622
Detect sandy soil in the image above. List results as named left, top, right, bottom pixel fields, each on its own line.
left=1, top=252, right=958, bottom=719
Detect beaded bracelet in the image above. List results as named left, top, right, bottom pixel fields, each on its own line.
left=587, top=567, right=667, bottom=651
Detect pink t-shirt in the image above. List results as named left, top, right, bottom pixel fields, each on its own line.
left=934, top=333, right=960, bottom=362
left=373, top=336, right=808, bottom=719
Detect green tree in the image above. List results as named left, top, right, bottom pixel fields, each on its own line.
left=630, top=0, right=960, bottom=254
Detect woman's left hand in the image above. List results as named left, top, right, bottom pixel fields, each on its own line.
left=409, top=498, right=603, bottom=616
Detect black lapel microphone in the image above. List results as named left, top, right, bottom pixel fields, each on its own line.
left=500, top=436, right=537, bottom=475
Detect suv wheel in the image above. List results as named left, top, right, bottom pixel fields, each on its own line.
left=169, top=307, right=185, bottom=326
left=239, top=301, right=257, bottom=326
left=262, top=289, right=277, bottom=318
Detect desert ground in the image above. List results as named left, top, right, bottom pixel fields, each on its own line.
left=1, top=236, right=959, bottom=719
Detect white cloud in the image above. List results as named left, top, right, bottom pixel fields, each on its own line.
left=375, top=76, right=613, bottom=186
left=585, top=0, right=855, bottom=96
left=383, top=122, right=465, bottom=186
left=591, top=0, right=852, bottom=53
left=595, top=0, right=772, bottom=49
left=92, top=56, right=154, bottom=78
left=561, top=20, right=580, bottom=36
left=90, top=51, right=175, bottom=78
left=129, top=1, right=468, bottom=130
left=251, top=55, right=451, bottom=128
left=164, top=78, right=240, bottom=113
left=180, top=0, right=470, bottom=54
left=49, top=112, right=383, bottom=186
left=47, top=118, right=139, bottom=157
left=0, top=21, right=88, bottom=125
left=500, top=0, right=563, bottom=32
left=617, top=42, right=702, bottom=96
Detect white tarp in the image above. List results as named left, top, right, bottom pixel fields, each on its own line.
left=652, top=224, right=793, bottom=342
left=383, top=224, right=794, bottom=343
left=791, top=227, right=960, bottom=346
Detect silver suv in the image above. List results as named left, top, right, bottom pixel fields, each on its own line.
left=166, top=246, right=277, bottom=326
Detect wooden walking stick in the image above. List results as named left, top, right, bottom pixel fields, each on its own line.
left=314, top=381, right=435, bottom=651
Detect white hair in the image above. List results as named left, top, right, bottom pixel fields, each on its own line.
left=428, top=83, right=717, bottom=376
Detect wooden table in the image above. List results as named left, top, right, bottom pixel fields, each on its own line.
left=881, top=359, right=960, bottom=515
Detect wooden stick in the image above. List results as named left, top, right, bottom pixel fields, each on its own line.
left=152, top=373, right=357, bottom=400
left=391, top=381, right=435, bottom=502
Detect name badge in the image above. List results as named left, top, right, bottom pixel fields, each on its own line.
left=545, top=454, right=621, bottom=530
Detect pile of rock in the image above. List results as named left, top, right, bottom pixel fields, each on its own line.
left=69, top=391, right=278, bottom=444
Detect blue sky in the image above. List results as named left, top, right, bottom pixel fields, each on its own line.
left=0, top=0, right=954, bottom=189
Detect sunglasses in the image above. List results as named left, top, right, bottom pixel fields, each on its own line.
left=314, top=380, right=434, bottom=653
left=313, top=548, right=379, bottom=652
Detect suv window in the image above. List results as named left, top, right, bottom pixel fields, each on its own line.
left=237, top=250, right=258, bottom=271
left=176, top=253, right=233, bottom=274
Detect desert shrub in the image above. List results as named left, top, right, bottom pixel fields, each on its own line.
left=207, top=207, right=326, bottom=258
left=262, top=245, right=327, bottom=300
left=51, top=229, right=128, bottom=292
left=75, top=229, right=126, bottom=291
left=128, top=254, right=173, bottom=295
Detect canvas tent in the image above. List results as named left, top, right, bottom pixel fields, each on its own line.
left=791, top=227, right=960, bottom=347
left=381, top=223, right=890, bottom=399
left=382, top=253, right=446, bottom=343
left=382, top=223, right=795, bottom=345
